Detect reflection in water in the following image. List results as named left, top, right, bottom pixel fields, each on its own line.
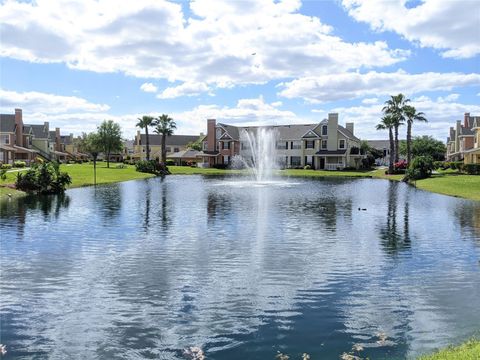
left=379, top=181, right=411, bottom=255
left=1, top=176, right=479, bottom=360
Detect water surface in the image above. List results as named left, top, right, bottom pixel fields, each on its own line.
left=1, top=176, right=479, bottom=359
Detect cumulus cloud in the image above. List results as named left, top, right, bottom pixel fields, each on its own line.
left=342, top=0, right=480, bottom=58
left=0, top=89, right=110, bottom=113
left=362, top=98, right=378, bottom=105
left=331, top=96, right=480, bottom=140
left=0, top=0, right=409, bottom=88
left=140, top=83, right=158, bottom=93
left=278, top=71, right=480, bottom=103
left=157, top=82, right=210, bottom=99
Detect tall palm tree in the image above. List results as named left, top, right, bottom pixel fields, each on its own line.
left=376, top=114, right=395, bottom=174
left=403, top=105, right=427, bottom=164
left=154, top=114, right=177, bottom=165
left=383, top=94, right=410, bottom=163
left=136, top=116, right=155, bottom=161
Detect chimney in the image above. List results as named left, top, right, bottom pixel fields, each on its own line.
left=327, top=113, right=338, bottom=150
left=136, top=130, right=141, bottom=145
left=44, top=121, right=49, bottom=134
left=70, top=133, right=73, bottom=143
left=55, top=127, right=61, bottom=151
left=455, top=120, right=461, bottom=153
left=346, top=122, right=354, bottom=135
left=15, top=108, right=23, bottom=147
left=207, top=119, right=216, bottom=152
left=464, top=112, right=470, bottom=128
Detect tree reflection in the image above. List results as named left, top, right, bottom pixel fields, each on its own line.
left=94, top=183, right=122, bottom=222
left=379, top=182, right=411, bottom=255
left=160, top=179, right=171, bottom=230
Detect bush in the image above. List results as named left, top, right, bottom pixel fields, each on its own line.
left=13, top=160, right=26, bottom=168
left=213, top=164, right=228, bottom=169
left=406, top=155, right=434, bottom=180
left=116, top=163, right=126, bottom=169
left=15, top=162, right=71, bottom=194
left=449, top=161, right=464, bottom=170
left=135, top=160, right=157, bottom=173
left=394, top=160, right=408, bottom=170
left=166, top=160, right=175, bottom=166
left=1, top=164, right=12, bottom=169
left=434, top=161, right=448, bottom=170
left=303, top=165, right=311, bottom=170
left=463, top=164, right=480, bottom=175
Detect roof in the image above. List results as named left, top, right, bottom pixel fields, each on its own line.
left=60, top=135, right=72, bottom=145
left=23, top=125, right=33, bottom=134
left=139, top=134, right=199, bottom=146
left=316, top=149, right=347, bottom=155
left=49, top=131, right=57, bottom=140
left=367, top=140, right=391, bottom=149
left=218, top=123, right=240, bottom=139
left=30, top=124, right=49, bottom=139
left=0, top=114, right=16, bottom=133
left=167, top=149, right=202, bottom=159
left=459, top=126, right=474, bottom=136
left=338, top=125, right=360, bottom=142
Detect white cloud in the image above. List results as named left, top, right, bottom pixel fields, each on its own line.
left=362, top=98, right=378, bottom=105
left=278, top=71, right=480, bottom=103
left=331, top=96, right=480, bottom=140
left=342, top=0, right=480, bottom=58
left=140, top=82, right=158, bottom=93
left=0, top=0, right=409, bottom=88
left=0, top=89, right=110, bottom=113
left=157, top=82, right=210, bottom=99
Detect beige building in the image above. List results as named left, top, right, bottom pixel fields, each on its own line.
left=132, top=131, right=200, bottom=161
left=446, top=112, right=480, bottom=163
left=198, top=113, right=365, bottom=170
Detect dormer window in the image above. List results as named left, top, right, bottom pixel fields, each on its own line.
left=322, top=125, right=327, bottom=136
left=339, top=139, right=345, bottom=149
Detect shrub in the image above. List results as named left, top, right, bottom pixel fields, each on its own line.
left=303, top=165, right=311, bottom=170
left=463, top=164, right=480, bottom=175
left=116, top=163, right=126, bottom=169
left=406, top=155, right=434, bottom=180
left=135, top=160, right=157, bottom=174
left=166, top=160, right=175, bottom=166
left=394, top=160, right=408, bottom=170
left=13, top=160, right=26, bottom=168
left=15, top=162, right=71, bottom=194
left=1, top=164, right=12, bottom=169
left=213, top=164, right=228, bottom=169
left=434, top=161, right=448, bottom=170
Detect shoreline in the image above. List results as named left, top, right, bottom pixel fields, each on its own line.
left=1, top=164, right=478, bottom=201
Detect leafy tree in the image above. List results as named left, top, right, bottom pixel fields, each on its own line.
left=376, top=115, right=396, bottom=174
left=98, top=120, right=123, bottom=168
left=403, top=105, right=427, bottom=164
left=383, top=94, right=410, bottom=162
left=404, top=135, right=446, bottom=161
left=154, top=114, right=177, bottom=165
left=406, top=155, right=434, bottom=180
left=186, top=137, right=203, bottom=151
left=136, top=115, right=156, bottom=161
left=82, top=132, right=103, bottom=185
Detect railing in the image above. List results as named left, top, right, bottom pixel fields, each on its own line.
left=325, top=163, right=345, bottom=170
left=31, top=145, right=52, bottom=161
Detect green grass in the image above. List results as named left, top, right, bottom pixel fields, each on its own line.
left=414, top=172, right=480, bottom=201
left=418, top=339, right=480, bottom=360
left=169, top=166, right=244, bottom=176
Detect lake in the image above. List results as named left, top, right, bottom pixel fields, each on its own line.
left=1, top=175, right=479, bottom=359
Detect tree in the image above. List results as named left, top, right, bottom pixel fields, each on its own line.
left=98, top=120, right=123, bottom=168
left=383, top=94, right=410, bottom=162
left=376, top=115, right=396, bottom=174
left=403, top=105, right=427, bottom=164
left=136, top=115, right=156, bottom=161
left=82, top=132, right=103, bottom=186
left=154, top=114, right=177, bottom=166
left=186, top=137, right=203, bottom=151
left=406, top=136, right=446, bottom=161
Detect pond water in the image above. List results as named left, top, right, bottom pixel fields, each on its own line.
left=1, top=175, right=479, bottom=359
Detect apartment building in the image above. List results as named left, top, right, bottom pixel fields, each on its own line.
left=132, top=131, right=200, bottom=161
left=0, top=109, right=37, bottom=164
left=446, top=112, right=480, bottom=163
left=199, top=113, right=365, bottom=170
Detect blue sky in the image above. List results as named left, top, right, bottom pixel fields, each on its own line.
left=1, top=0, right=479, bottom=140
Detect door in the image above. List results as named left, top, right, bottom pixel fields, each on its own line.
left=320, top=157, right=325, bottom=169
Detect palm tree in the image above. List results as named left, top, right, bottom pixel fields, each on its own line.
left=403, top=105, right=427, bottom=164
left=154, top=114, right=177, bottom=165
left=376, top=114, right=396, bottom=174
left=383, top=94, right=410, bottom=163
left=136, top=116, right=155, bottom=161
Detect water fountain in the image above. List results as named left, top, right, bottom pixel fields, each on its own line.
left=235, top=127, right=278, bottom=183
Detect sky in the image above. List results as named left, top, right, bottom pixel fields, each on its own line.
left=1, top=0, right=479, bottom=140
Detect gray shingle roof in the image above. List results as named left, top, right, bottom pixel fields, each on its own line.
left=29, top=124, right=49, bottom=139
left=367, top=140, right=391, bottom=149
left=49, top=131, right=57, bottom=140
left=316, top=149, right=347, bottom=155
left=140, top=134, right=199, bottom=146
left=0, top=114, right=15, bottom=132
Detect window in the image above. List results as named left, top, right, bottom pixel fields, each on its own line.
left=166, top=147, right=171, bottom=152
left=290, top=156, right=301, bottom=166
left=305, top=155, right=313, bottom=165
left=174, top=147, right=180, bottom=152
left=291, top=141, right=301, bottom=149
left=321, top=140, right=327, bottom=149
left=222, top=141, right=230, bottom=150
left=1, top=135, right=9, bottom=144
left=276, top=141, right=287, bottom=149
left=339, top=139, right=345, bottom=149
left=322, top=125, right=327, bottom=135
left=305, top=140, right=315, bottom=149
left=223, top=155, right=230, bottom=164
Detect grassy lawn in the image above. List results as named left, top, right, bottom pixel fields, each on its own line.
left=169, top=166, right=244, bottom=176
left=418, top=339, right=480, bottom=360
left=414, top=172, right=480, bottom=201
left=281, top=168, right=374, bottom=178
